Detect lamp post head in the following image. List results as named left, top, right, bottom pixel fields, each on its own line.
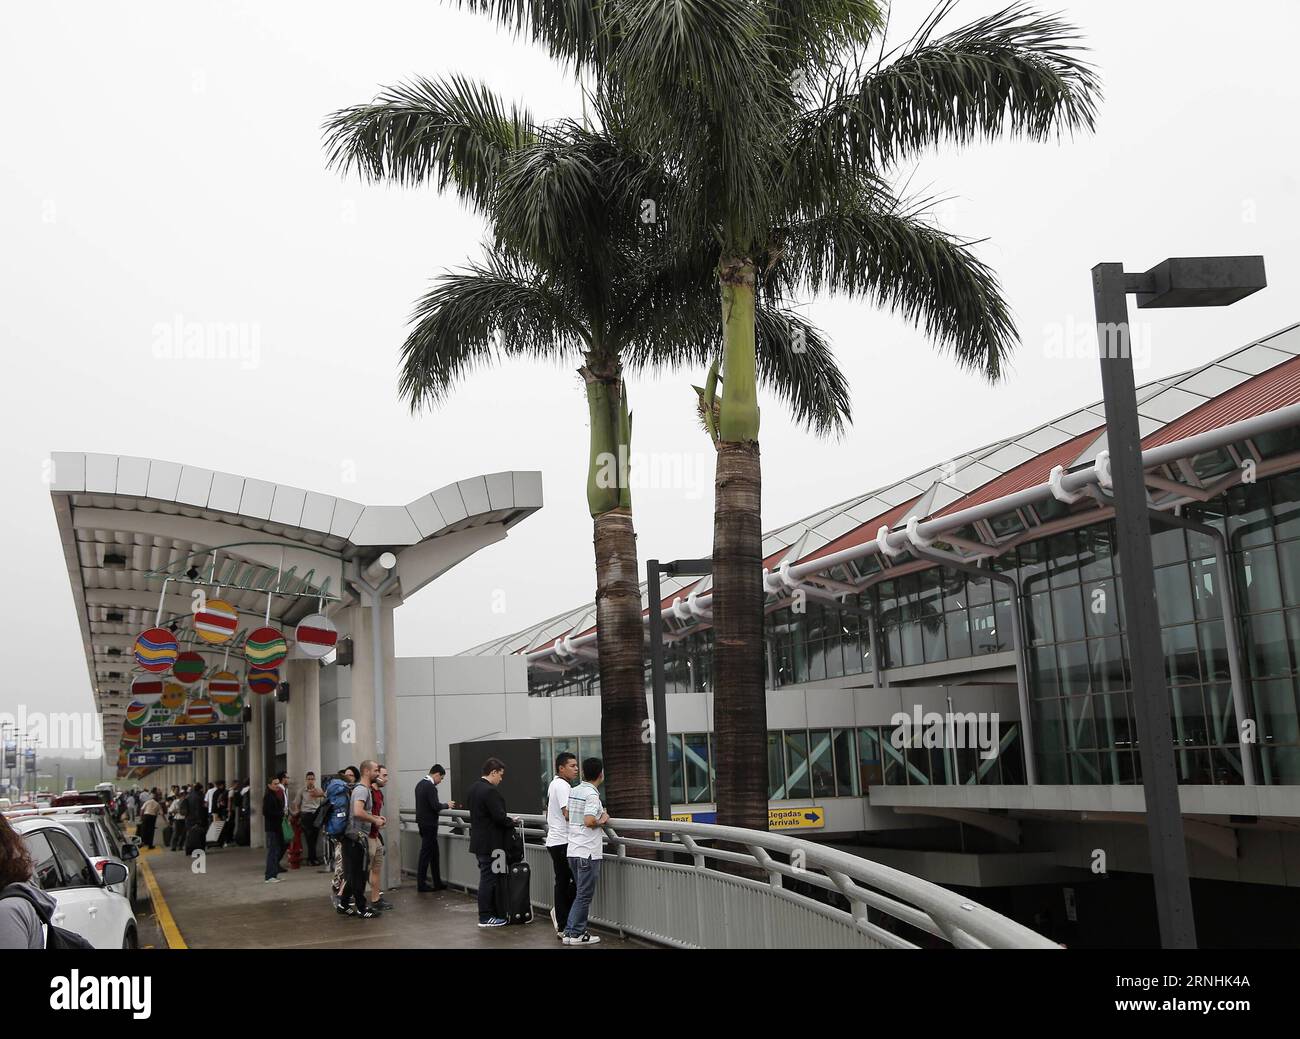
left=1132, top=256, right=1266, bottom=309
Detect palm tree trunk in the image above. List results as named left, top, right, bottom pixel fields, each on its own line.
left=712, top=257, right=770, bottom=833
left=582, top=368, right=653, bottom=824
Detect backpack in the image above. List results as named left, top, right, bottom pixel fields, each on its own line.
left=0, top=888, right=95, bottom=950
left=322, top=778, right=351, bottom=837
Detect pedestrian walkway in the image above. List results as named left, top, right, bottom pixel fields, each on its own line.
left=141, top=845, right=643, bottom=949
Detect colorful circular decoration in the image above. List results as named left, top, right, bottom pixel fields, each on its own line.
left=149, top=703, right=175, bottom=725
left=129, top=675, right=164, bottom=705
left=120, top=729, right=141, bottom=746
left=186, top=698, right=215, bottom=724
left=125, top=701, right=149, bottom=725
left=173, top=651, right=205, bottom=684
left=160, top=681, right=186, bottom=711
left=245, top=627, right=288, bottom=670
left=294, top=613, right=338, bottom=659
left=133, top=627, right=178, bottom=673
left=194, top=598, right=238, bottom=645
left=218, top=697, right=244, bottom=718
left=247, top=668, right=279, bottom=696
left=207, top=670, right=241, bottom=704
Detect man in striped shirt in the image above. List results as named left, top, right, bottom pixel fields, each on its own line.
left=563, top=757, right=609, bottom=946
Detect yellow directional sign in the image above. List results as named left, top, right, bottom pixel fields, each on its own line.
left=767, top=806, right=825, bottom=831
left=670, top=807, right=826, bottom=830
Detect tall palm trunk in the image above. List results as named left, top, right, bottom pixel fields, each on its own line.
left=712, top=258, right=770, bottom=832
left=583, top=367, right=653, bottom=822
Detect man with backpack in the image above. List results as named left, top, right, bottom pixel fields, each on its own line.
left=326, top=766, right=356, bottom=913
left=343, top=760, right=383, bottom=919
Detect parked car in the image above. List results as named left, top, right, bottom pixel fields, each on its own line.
left=6, top=816, right=137, bottom=948
left=4, top=806, right=141, bottom=908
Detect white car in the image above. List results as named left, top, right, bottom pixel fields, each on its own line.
left=7, top=816, right=138, bottom=949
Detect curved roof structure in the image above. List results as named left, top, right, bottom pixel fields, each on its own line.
left=50, top=454, right=542, bottom=750
left=466, top=321, right=1300, bottom=667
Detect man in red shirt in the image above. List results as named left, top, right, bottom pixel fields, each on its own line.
left=367, top=765, right=392, bottom=910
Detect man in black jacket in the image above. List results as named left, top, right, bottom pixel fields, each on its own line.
left=262, top=776, right=286, bottom=883
left=414, top=765, right=458, bottom=892
left=184, top=783, right=208, bottom=854
left=466, top=757, right=519, bottom=928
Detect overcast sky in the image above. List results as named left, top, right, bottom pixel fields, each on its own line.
left=2, top=0, right=1299, bottom=732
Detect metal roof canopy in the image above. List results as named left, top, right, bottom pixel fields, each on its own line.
left=50, top=453, right=542, bottom=744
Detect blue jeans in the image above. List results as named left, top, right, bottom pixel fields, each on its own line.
left=564, top=856, right=601, bottom=936
left=476, top=853, right=499, bottom=922
left=265, top=829, right=284, bottom=880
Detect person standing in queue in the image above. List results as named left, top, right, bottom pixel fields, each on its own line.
left=563, top=757, right=609, bottom=946
left=466, top=757, right=520, bottom=929
left=293, top=771, right=325, bottom=867
left=545, top=752, right=579, bottom=938
left=415, top=764, right=456, bottom=892
left=344, top=760, right=383, bottom=919
left=262, top=775, right=286, bottom=883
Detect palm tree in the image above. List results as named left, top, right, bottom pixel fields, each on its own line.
left=323, top=86, right=851, bottom=821
left=446, top=0, right=1101, bottom=831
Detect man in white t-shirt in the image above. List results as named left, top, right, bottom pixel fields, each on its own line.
left=562, top=756, right=609, bottom=946
left=544, top=752, right=580, bottom=939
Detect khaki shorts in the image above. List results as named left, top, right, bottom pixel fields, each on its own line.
left=368, top=836, right=385, bottom=867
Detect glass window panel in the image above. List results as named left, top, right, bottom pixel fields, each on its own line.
left=1162, top=624, right=1201, bottom=686
left=683, top=732, right=711, bottom=803
left=808, top=636, right=827, bottom=682
left=970, top=602, right=998, bottom=655
left=1048, top=530, right=1080, bottom=587
left=1032, top=647, right=1061, bottom=698
left=767, top=733, right=785, bottom=799
left=1063, top=694, right=1097, bottom=750
left=833, top=729, right=858, bottom=796
left=1270, top=473, right=1300, bottom=540
left=1189, top=555, right=1223, bottom=621
left=1094, top=691, right=1134, bottom=751
left=808, top=729, right=835, bottom=798
left=1254, top=679, right=1300, bottom=744
left=1052, top=585, right=1086, bottom=642
left=1205, top=683, right=1239, bottom=746
left=1090, top=636, right=1128, bottom=694
left=881, top=730, right=904, bottom=786
left=1248, top=612, right=1291, bottom=678
left=1262, top=747, right=1300, bottom=784
left=1210, top=746, right=1245, bottom=785
left=899, top=622, right=922, bottom=667
left=922, top=617, right=947, bottom=665
left=1083, top=579, right=1121, bottom=637
left=1150, top=525, right=1188, bottom=567
left=1242, top=547, right=1283, bottom=612
left=1275, top=538, right=1300, bottom=607
left=1018, top=539, right=1050, bottom=592
left=1198, top=622, right=1231, bottom=684
left=1035, top=697, right=1066, bottom=754
left=1176, top=748, right=1214, bottom=784
left=945, top=609, right=972, bottom=659
left=1225, top=482, right=1274, bottom=548
left=905, top=745, right=930, bottom=785
left=667, top=733, right=684, bottom=805
left=1037, top=752, right=1068, bottom=784
left=1171, top=685, right=1209, bottom=747
left=885, top=624, right=903, bottom=670
left=1058, top=641, right=1091, bottom=695
left=966, top=575, right=993, bottom=607
left=941, top=570, right=967, bottom=612
left=24, top=832, right=63, bottom=891
left=1027, top=591, right=1054, bottom=645
left=992, top=599, right=1014, bottom=652
left=1067, top=749, right=1102, bottom=784
left=1155, top=565, right=1195, bottom=626
left=857, top=728, right=884, bottom=787
left=784, top=731, right=811, bottom=799
left=1078, top=524, right=1115, bottom=581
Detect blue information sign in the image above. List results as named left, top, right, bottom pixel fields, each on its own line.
left=127, top=751, right=194, bottom=766
left=140, top=725, right=245, bottom=749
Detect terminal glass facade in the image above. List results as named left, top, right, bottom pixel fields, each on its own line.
left=527, top=469, right=1300, bottom=787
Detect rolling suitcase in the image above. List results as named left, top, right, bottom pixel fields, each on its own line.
left=496, top=821, right=533, bottom=924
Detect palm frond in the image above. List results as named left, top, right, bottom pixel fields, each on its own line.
left=397, top=255, right=585, bottom=410
left=323, top=75, right=534, bottom=211
left=792, top=1, right=1101, bottom=175
left=755, top=305, right=851, bottom=436
left=768, top=186, right=1017, bottom=381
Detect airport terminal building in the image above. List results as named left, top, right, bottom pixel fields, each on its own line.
left=462, top=323, right=1300, bottom=946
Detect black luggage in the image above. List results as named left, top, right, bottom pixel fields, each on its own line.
left=496, top=860, right=533, bottom=924
left=185, top=819, right=206, bottom=854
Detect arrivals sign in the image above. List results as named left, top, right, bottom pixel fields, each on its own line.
left=128, top=751, right=194, bottom=766
left=140, top=724, right=245, bottom=749
left=672, top=806, right=826, bottom=831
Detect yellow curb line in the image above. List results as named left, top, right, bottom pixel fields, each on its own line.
left=138, top=857, right=187, bottom=950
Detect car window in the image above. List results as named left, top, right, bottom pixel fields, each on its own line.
left=46, top=830, right=97, bottom=888
left=22, top=831, right=64, bottom=891
left=61, top=819, right=100, bottom=857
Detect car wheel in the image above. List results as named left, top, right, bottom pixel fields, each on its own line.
left=122, top=927, right=137, bottom=950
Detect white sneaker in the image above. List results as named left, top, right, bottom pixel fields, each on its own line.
left=264, top=877, right=281, bottom=884
left=563, top=932, right=601, bottom=945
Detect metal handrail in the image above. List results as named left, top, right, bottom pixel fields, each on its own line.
left=400, top=808, right=1059, bottom=949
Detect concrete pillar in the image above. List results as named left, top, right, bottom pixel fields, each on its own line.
left=249, top=692, right=267, bottom=849
left=302, top=661, right=321, bottom=785
left=379, top=600, right=399, bottom=890
left=344, top=604, right=377, bottom=763
left=224, top=746, right=238, bottom=790
left=286, top=660, right=310, bottom=807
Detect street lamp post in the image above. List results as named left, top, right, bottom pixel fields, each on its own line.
left=646, top=557, right=712, bottom=837
left=1090, top=255, right=1266, bottom=950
